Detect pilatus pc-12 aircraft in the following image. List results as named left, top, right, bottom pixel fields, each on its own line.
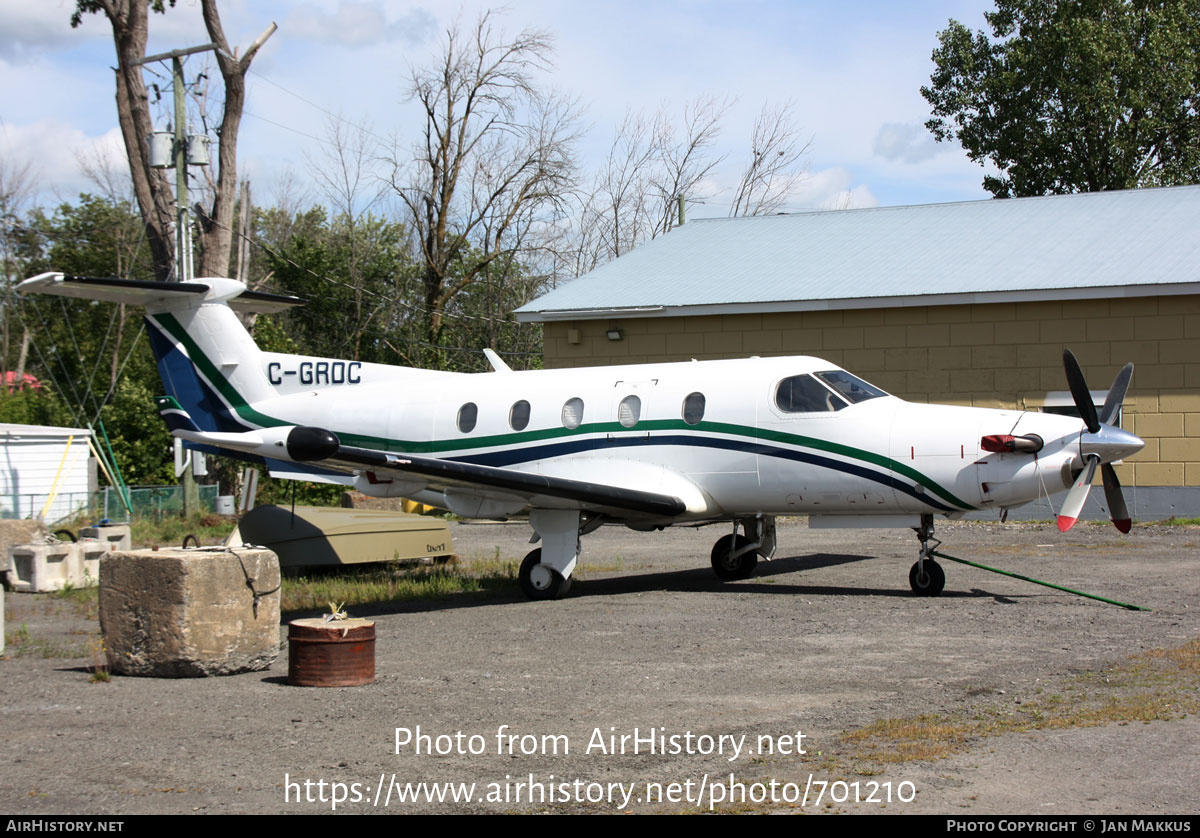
left=20, top=272, right=1145, bottom=600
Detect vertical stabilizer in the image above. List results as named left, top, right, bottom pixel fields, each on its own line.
left=18, top=273, right=302, bottom=433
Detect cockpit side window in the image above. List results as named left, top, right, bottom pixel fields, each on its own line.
left=775, top=374, right=848, bottom=413
left=814, top=370, right=887, bottom=404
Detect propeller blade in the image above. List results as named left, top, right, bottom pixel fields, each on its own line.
left=1062, top=348, right=1100, bottom=433
left=1101, top=463, right=1132, bottom=533
left=1057, top=454, right=1100, bottom=532
left=1099, top=362, right=1133, bottom=427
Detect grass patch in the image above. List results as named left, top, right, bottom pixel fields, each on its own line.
left=49, top=581, right=100, bottom=620
left=129, top=513, right=234, bottom=548
left=1156, top=516, right=1200, bottom=526
left=281, top=560, right=519, bottom=613
left=839, top=637, right=1200, bottom=766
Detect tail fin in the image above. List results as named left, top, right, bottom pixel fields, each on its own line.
left=18, top=273, right=302, bottom=434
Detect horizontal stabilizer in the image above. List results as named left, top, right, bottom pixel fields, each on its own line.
left=18, top=273, right=303, bottom=314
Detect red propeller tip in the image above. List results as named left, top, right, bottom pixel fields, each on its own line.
left=1056, top=515, right=1078, bottom=533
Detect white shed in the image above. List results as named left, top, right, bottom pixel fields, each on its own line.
left=0, top=424, right=95, bottom=523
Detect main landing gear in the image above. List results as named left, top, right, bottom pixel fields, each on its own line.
left=710, top=516, right=776, bottom=582
left=518, top=509, right=604, bottom=601
left=519, top=548, right=572, bottom=600
left=910, top=513, right=945, bottom=596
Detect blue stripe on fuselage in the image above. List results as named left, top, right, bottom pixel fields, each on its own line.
left=448, top=434, right=958, bottom=513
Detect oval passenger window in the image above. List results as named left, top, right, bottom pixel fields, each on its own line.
left=509, top=400, right=531, bottom=431
left=561, top=397, right=584, bottom=430
left=618, top=395, right=641, bottom=428
left=457, top=402, right=478, bottom=433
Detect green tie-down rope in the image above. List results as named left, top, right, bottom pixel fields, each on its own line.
left=929, top=550, right=1150, bottom=612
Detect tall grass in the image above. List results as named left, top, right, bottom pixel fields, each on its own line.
left=281, top=560, right=519, bottom=613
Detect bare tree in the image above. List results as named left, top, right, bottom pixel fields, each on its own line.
left=306, top=116, right=392, bottom=360
left=390, top=10, right=580, bottom=359
left=0, top=152, right=38, bottom=382
left=729, top=101, right=811, bottom=217
left=71, top=0, right=274, bottom=281
left=649, top=95, right=729, bottom=236
left=572, top=97, right=732, bottom=274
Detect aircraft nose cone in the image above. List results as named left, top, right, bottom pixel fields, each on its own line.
left=1081, top=425, right=1144, bottom=463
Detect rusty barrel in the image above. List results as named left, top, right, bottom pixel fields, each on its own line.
left=287, top=617, right=375, bottom=687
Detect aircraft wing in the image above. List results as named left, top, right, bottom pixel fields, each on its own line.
left=285, top=427, right=689, bottom=518
left=161, top=402, right=690, bottom=518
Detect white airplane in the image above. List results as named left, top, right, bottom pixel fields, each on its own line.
left=20, top=272, right=1145, bottom=600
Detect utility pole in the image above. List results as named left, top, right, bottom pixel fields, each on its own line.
left=136, top=43, right=217, bottom=515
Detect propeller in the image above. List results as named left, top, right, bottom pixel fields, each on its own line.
left=1056, top=350, right=1138, bottom=533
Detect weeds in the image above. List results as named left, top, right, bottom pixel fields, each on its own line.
left=130, top=513, right=233, bottom=549
left=281, top=561, right=518, bottom=613
left=88, top=637, right=110, bottom=683
left=839, top=636, right=1200, bottom=766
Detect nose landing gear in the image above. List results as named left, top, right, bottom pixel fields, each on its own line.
left=910, top=513, right=945, bottom=596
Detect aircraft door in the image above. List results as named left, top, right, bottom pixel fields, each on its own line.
left=606, top=378, right=657, bottom=460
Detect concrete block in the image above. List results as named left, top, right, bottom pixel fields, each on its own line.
left=8, top=542, right=77, bottom=592
left=99, top=548, right=281, bottom=677
left=77, top=541, right=108, bottom=583
left=7, top=539, right=109, bottom=592
left=0, top=520, right=48, bottom=575
left=79, top=525, right=132, bottom=553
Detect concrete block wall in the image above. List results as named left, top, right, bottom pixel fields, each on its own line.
left=542, top=293, right=1200, bottom=491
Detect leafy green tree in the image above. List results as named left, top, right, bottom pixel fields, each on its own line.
left=922, top=0, right=1200, bottom=197
left=6, top=194, right=174, bottom=485
left=260, top=207, right=419, bottom=364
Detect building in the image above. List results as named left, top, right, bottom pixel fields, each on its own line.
left=0, top=424, right=95, bottom=522
left=516, top=185, right=1200, bottom=519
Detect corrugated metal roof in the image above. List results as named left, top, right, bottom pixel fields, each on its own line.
left=516, top=185, right=1200, bottom=320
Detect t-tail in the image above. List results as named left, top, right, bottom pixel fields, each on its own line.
left=19, top=273, right=302, bottom=435
left=16, top=272, right=441, bottom=482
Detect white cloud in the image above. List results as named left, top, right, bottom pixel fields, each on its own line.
left=0, top=3, right=109, bottom=61
left=792, top=168, right=879, bottom=211
left=286, top=1, right=436, bottom=47
left=873, top=122, right=943, bottom=164
left=0, top=121, right=128, bottom=204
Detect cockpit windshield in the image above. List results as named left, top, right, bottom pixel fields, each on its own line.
left=775, top=370, right=888, bottom=414
left=814, top=370, right=888, bottom=404
left=775, top=375, right=848, bottom=413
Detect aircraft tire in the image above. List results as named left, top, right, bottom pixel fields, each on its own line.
left=711, top=534, right=758, bottom=581
left=519, top=548, right=571, bottom=600
left=908, top=558, right=945, bottom=596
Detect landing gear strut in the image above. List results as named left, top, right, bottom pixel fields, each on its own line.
left=909, top=513, right=945, bottom=596
left=518, top=510, right=599, bottom=601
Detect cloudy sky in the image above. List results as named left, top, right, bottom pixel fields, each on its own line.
left=0, top=0, right=1000, bottom=215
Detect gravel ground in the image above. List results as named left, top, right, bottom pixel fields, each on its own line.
left=1, top=518, right=1197, bottom=815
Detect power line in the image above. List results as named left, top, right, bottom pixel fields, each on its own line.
left=247, top=69, right=393, bottom=147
